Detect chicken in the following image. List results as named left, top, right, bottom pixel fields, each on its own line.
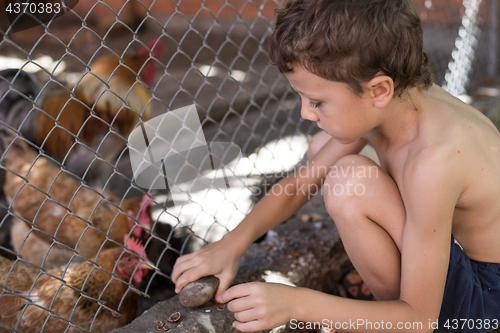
left=75, top=38, right=160, bottom=135
left=8, top=190, right=154, bottom=267
left=48, top=39, right=160, bottom=161
left=0, top=127, right=153, bottom=268
left=0, top=236, right=153, bottom=333
left=37, top=39, right=161, bottom=174
left=0, top=39, right=161, bottom=187
left=9, top=194, right=154, bottom=269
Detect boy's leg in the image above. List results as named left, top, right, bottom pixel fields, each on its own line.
left=323, top=154, right=405, bottom=301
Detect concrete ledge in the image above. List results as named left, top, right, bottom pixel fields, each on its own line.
left=112, top=195, right=351, bottom=333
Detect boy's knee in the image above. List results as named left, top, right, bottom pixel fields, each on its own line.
left=332, top=154, right=377, bottom=170
left=323, top=154, right=380, bottom=217
left=328, top=154, right=379, bottom=185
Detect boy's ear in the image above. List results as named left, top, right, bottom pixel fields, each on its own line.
left=365, top=75, right=394, bottom=108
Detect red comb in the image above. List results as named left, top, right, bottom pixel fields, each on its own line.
left=139, top=39, right=162, bottom=59
left=138, top=193, right=154, bottom=226
left=124, top=235, right=148, bottom=261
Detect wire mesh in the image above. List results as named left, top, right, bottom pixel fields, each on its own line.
left=0, top=0, right=498, bottom=332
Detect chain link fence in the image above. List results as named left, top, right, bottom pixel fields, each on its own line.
left=0, top=0, right=498, bottom=331
left=418, top=0, right=499, bottom=98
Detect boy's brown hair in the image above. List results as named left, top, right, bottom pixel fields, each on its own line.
left=269, top=0, right=434, bottom=97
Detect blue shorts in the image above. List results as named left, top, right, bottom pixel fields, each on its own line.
left=437, top=236, right=500, bottom=332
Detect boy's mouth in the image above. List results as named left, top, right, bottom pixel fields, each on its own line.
left=317, top=123, right=329, bottom=134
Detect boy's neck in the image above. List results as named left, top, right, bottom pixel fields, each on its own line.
left=373, top=87, right=424, bottom=148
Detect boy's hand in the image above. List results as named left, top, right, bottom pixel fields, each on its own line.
left=220, top=282, right=297, bottom=332
left=171, top=234, right=244, bottom=299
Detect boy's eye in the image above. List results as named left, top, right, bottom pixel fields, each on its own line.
left=309, top=102, right=321, bottom=108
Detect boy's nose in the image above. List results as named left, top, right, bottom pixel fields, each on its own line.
left=300, top=100, right=319, bottom=122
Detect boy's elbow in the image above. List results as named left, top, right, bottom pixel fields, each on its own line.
left=397, top=299, right=439, bottom=333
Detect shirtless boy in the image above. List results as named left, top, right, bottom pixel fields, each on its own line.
left=172, top=0, right=500, bottom=332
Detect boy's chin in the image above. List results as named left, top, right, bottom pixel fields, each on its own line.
left=331, top=135, right=359, bottom=145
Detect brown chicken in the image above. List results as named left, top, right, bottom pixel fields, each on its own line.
left=0, top=236, right=153, bottom=333
left=37, top=40, right=161, bottom=167
left=0, top=39, right=161, bottom=183
left=0, top=127, right=154, bottom=268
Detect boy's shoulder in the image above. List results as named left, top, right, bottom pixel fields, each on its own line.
left=373, top=86, right=500, bottom=261
left=412, top=86, right=499, bottom=161
left=368, top=85, right=499, bottom=166
left=361, top=84, right=500, bottom=211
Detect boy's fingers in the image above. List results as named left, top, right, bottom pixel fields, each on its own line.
left=172, top=253, right=194, bottom=270
left=171, top=255, right=199, bottom=283
left=174, top=277, right=188, bottom=293
left=233, top=308, right=259, bottom=323
left=233, top=320, right=260, bottom=333
left=220, top=283, right=252, bottom=304
left=171, top=263, right=185, bottom=284
left=174, top=251, right=196, bottom=265
left=173, top=251, right=201, bottom=270
left=171, top=267, right=180, bottom=284
left=174, top=268, right=208, bottom=293
left=215, top=275, right=233, bottom=302
left=226, top=294, right=254, bottom=313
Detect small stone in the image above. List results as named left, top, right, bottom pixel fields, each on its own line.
left=179, top=276, right=220, bottom=308
left=310, top=213, right=323, bottom=222
left=298, top=214, right=310, bottom=222
left=216, top=304, right=226, bottom=311
left=167, top=312, right=181, bottom=323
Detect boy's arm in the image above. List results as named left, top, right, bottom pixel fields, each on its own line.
left=223, top=148, right=464, bottom=333
left=228, top=137, right=369, bottom=249
left=172, top=137, right=368, bottom=295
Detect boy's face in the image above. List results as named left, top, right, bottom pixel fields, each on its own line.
left=285, top=66, right=378, bottom=144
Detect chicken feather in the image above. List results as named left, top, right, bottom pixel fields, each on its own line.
left=0, top=39, right=161, bottom=191
left=0, top=127, right=153, bottom=269
left=0, top=237, right=152, bottom=333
